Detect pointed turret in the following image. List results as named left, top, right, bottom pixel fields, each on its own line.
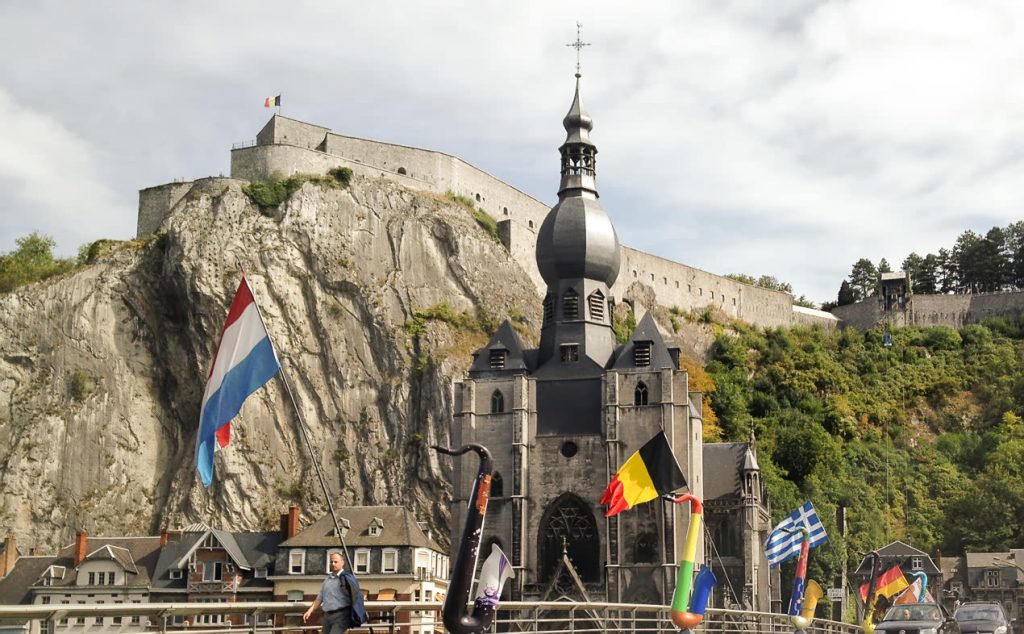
left=535, top=74, right=621, bottom=370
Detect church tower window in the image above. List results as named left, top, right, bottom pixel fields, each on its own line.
left=543, top=294, right=554, bottom=323
left=539, top=494, right=600, bottom=582
left=562, top=289, right=579, bottom=319
left=490, top=390, right=504, bottom=414
left=489, top=349, right=507, bottom=369
left=560, top=344, right=579, bottom=363
left=634, top=381, right=649, bottom=406
left=588, top=290, right=605, bottom=321
left=491, top=472, right=504, bottom=498
left=634, top=342, right=652, bottom=367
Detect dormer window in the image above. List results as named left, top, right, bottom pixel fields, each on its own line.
left=562, top=289, right=579, bottom=319
left=634, top=342, right=652, bottom=367
left=169, top=569, right=183, bottom=580
left=634, top=382, right=649, bottom=406
left=490, top=390, right=504, bottom=414
left=588, top=290, right=605, bottom=321
left=369, top=518, right=384, bottom=537
left=489, top=349, right=507, bottom=369
left=911, top=557, right=922, bottom=570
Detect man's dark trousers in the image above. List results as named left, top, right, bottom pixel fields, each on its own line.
left=322, top=607, right=351, bottom=634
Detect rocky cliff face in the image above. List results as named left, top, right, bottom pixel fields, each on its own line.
left=0, top=175, right=541, bottom=550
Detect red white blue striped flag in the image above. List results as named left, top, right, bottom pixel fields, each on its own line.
left=195, top=277, right=280, bottom=487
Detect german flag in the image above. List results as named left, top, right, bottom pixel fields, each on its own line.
left=860, top=565, right=909, bottom=601
left=264, top=95, right=281, bottom=108
left=600, top=431, right=687, bottom=517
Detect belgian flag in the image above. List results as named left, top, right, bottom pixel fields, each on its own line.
left=264, top=95, right=281, bottom=108
left=600, top=431, right=687, bottom=517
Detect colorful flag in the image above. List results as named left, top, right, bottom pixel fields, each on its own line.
left=893, top=577, right=934, bottom=604
left=264, top=95, right=281, bottom=108
left=764, top=501, right=829, bottom=567
left=195, top=277, right=281, bottom=487
left=600, top=431, right=687, bottom=517
left=860, top=565, right=910, bottom=601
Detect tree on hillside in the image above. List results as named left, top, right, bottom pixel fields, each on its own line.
left=936, top=248, right=956, bottom=293
left=918, top=253, right=940, bottom=294
left=878, top=258, right=892, bottom=274
left=837, top=280, right=856, bottom=306
left=756, top=275, right=793, bottom=294
left=1004, top=221, right=1024, bottom=288
left=0, top=232, right=76, bottom=293
left=849, top=258, right=878, bottom=300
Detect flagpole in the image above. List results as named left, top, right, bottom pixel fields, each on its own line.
left=245, top=276, right=350, bottom=564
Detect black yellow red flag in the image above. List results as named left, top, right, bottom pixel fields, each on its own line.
left=600, top=431, right=687, bottom=517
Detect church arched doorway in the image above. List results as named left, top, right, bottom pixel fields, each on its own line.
left=538, top=493, right=601, bottom=583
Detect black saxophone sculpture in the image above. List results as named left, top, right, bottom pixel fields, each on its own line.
left=434, top=443, right=511, bottom=634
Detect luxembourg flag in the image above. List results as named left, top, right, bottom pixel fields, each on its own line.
left=195, top=277, right=281, bottom=487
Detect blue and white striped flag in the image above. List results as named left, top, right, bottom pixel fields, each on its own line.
left=764, top=501, right=828, bottom=568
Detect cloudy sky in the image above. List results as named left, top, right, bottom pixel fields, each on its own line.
left=3, top=1, right=1024, bottom=304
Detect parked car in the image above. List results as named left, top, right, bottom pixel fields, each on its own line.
left=874, top=603, right=961, bottom=634
left=954, top=602, right=1009, bottom=634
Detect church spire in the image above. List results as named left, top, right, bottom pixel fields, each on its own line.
left=558, top=73, right=598, bottom=198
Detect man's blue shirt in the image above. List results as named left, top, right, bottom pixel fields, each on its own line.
left=317, top=572, right=351, bottom=611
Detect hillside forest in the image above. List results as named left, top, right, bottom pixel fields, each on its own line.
left=703, top=314, right=1024, bottom=588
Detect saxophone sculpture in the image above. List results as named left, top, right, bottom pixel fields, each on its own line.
left=862, top=551, right=882, bottom=634
left=669, top=494, right=717, bottom=631
left=433, top=443, right=513, bottom=634
left=785, top=527, right=823, bottom=630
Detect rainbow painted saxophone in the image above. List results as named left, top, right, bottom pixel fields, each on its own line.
left=669, top=494, right=717, bottom=631
left=784, top=527, right=824, bottom=630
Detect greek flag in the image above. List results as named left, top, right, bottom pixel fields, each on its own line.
left=764, top=501, right=828, bottom=568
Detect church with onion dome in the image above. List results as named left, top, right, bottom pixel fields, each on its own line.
left=449, top=71, right=777, bottom=609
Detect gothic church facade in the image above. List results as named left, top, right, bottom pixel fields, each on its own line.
left=449, top=74, right=773, bottom=608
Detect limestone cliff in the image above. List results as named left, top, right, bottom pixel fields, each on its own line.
left=0, top=175, right=541, bottom=551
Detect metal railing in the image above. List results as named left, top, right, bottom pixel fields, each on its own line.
left=0, top=601, right=863, bottom=634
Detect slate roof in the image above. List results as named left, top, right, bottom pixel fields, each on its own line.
left=0, top=557, right=56, bottom=605
left=150, top=530, right=282, bottom=591
left=468, top=321, right=532, bottom=376
left=853, top=541, right=939, bottom=575
left=609, top=312, right=677, bottom=371
left=702, top=442, right=750, bottom=500
left=281, top=506, right=443, bottom=552
left=40, top=536, right=163, bottom=588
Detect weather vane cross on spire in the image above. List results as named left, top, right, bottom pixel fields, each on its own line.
left=566, top=21, right=590, bottom=75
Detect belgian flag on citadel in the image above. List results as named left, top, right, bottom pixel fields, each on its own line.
left=264, top=95, right=281, bottom=108
left=601, top=430, right=687, bottom=517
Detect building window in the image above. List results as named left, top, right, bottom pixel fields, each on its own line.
left=354, top=549, right=370, bottom=574
left=369, top=518, right=384, bottom=536
left=490, top=390, right=504, bottom=414
left=560, top=344, right=580, bottom=363
left=88, top=572, right=96, bottom=585
left=562, top=289, right=579, bottom=319
left=911, top=557, right=923, bottom=570
left=489, top=349, right=507, bottom=369
left=588, top=290, right=605, bottom=321
left=986, top=569, right=1000, bottom=587
left=289, top=550, right=305, bottom=575
left=203, top=561, right=223, bottom=582
left=543, top=294, right=554, bottom=323
left=287, top=590, right=304, bottom=602
left=382, top=549, right=398, bottom=574
left=634, top=342, right=652, bottom=367
left=169, top=569, right=183, bottom=580
left=634, top=382, right=649, bottom=406
left=254, top=568, right=267, bottom=578
left=491, top=471, right=504, bottom=498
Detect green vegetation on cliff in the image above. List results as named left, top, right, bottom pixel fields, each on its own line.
left=706, top=318, right=1024, bottom=585
left=242, top=168, right=352, bottom=210
left=0, top=233, right=76, bottom=293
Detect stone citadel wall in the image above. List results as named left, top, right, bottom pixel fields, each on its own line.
left=139, top=115, right=838, bottom=330
left=831, top=290, right=1024, bottom=331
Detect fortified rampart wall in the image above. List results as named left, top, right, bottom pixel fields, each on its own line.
left=831, top=290, right=1024, bottom=331
left=139, top=115, right=839, bottom=330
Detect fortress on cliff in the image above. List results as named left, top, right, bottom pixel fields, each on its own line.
left=137, top=114, right=838, bottom=331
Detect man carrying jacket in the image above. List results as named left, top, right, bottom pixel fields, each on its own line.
left=303, top=552, right=365, bottom=634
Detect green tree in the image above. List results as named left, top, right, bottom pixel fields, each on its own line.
left=837, top=280, right=856, bottom=306
left=0, top=232, right=76, bottom=293
left=849, top=258, right=878, bottom=300
left=878, top=258, right=892, bottom=274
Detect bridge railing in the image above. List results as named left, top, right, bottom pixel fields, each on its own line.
left=0, top=601, right=862, bottom=634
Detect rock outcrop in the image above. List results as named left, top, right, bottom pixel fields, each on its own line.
left=0, top=175, right=541, bottom=551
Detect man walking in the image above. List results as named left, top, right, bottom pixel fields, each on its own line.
left=303, top=552, right=363, bottom=634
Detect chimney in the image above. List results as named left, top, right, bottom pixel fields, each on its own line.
left=287, top=504, right=300, bottom=539
left=160, top=530, right=170, bottom=547
left=0, top=533, right=17, bottom=577
left=74, top=530, right=88, bottom=566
